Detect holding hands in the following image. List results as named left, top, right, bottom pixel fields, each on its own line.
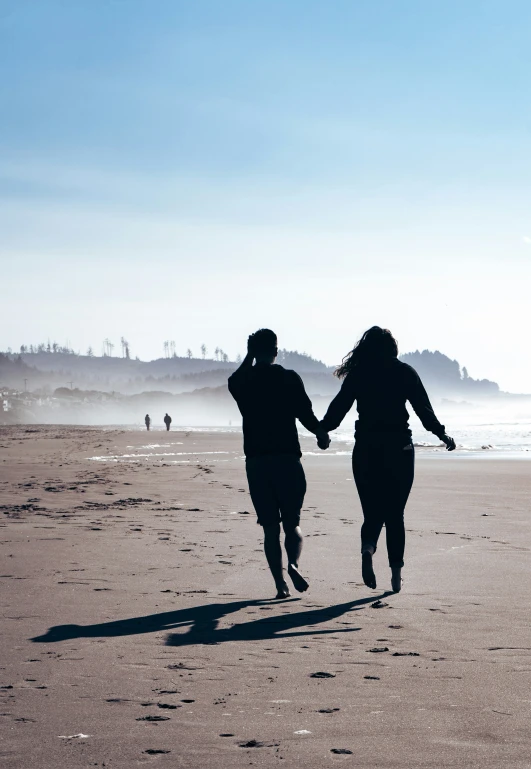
left=316, top=424, right=330, bottom=451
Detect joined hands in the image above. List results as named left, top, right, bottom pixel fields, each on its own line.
left=316, top=427, right=330, bottom=451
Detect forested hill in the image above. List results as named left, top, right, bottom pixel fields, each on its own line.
left=399, top=350, right=499, bottom=395
left=0, top=349, right=333, bottom=394
left=0, top=346, right=502, bottom=397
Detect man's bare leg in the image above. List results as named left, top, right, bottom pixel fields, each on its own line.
left=263, top=524, right=290, bottom=598
left=285, top=525, right=309, bottom=593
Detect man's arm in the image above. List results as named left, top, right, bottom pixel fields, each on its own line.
left=320, top=373, right=357, bottom=432
left=227, top=340, right=255, bottom=399
left=290, top=372, right=330, bottom=448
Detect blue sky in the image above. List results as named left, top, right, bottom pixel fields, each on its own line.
left=1, top=0, right=530, bottom=390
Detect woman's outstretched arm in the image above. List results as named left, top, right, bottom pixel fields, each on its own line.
left=406, top=367, right=456, bottom=449
left=320, top=373, right=357, bottom=432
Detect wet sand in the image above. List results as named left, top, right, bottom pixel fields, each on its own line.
left=1, top=426, right=530, bottom=768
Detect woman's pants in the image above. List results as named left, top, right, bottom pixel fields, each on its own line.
left=352, top=439, right=415, bottom=568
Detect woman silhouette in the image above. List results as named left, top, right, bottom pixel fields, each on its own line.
left=321, top=327, right=455, bottom=593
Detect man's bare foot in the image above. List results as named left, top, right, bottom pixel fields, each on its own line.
left=287, top=563, right=309, bottom=593
left=362, top=551, right=377, bottom=589
left=391, top=568, right=403, bottom=593
left=275, top=581, right=291, bottom=599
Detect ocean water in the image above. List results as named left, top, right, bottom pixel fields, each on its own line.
left=181, top=406, right=531, bottom=456
left=109, top=401, right=531, bottom=461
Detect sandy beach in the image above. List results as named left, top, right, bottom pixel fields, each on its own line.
left=1, top=425, right=530, bottom=768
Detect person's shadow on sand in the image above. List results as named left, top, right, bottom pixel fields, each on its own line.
left=31, top=594, right=389, bottom=646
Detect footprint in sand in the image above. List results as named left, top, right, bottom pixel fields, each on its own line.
left=136, top=715, right=170, bottom=722
left=239, top=739, right=279, bottom=748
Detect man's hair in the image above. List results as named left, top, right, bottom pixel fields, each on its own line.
left=250, top=328, right=277, bottom=357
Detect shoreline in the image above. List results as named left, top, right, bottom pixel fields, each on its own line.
left=4, top=422, right=531, bottom=459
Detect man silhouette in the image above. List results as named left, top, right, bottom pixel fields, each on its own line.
left=228, top=329, right=330, bottom=598
left=145, top=414, right=151, bottom=431
left=163, top=413, right=172, bottom=431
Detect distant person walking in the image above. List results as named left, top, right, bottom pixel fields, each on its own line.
left=228, top=329, right=330, bottom=599
left=164, top=413, right=172, bottom=431
left=320, top=326, right=456, bottom=594
left=145, top=414, right=151, bottom=431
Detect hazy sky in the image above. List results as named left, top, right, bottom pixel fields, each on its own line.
left=1, top=1, right=530, bottom=391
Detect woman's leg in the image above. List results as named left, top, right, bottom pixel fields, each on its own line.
left=353, top=443, right=385, bottom=555
left=384, top=445, right=415, bottom=591
left=353, top=443, right=384, bottom=588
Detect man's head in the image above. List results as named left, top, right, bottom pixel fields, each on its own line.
left=249, top=328, right=278, bottom=364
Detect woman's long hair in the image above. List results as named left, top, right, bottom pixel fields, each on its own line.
left=335, top=326, right=398, bottom=379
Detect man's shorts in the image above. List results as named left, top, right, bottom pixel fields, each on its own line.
left=245, top=454, right=307, bottom=529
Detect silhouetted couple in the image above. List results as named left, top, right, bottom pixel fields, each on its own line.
left=228, top=327, right=456, bottom=599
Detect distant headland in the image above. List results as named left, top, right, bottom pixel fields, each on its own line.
left=0, top=342, right=521, bottom=426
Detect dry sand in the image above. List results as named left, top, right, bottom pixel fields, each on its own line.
left=1, top=425, right=530, bottom=768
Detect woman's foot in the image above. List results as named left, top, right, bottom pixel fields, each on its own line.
left=275, top=580, right=291, bottom=599
left=287, top=563, right=309, bottom=593
left=362, top=551, right=376, bottom=589
left=391, top=567, right=403, bottom=593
